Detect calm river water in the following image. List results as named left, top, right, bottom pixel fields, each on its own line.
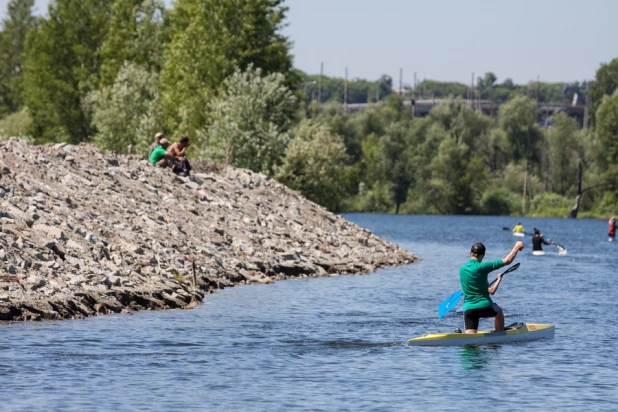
left=1, top=214, right=617, bottom=411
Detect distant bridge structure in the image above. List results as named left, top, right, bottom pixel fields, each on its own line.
left=344, top=99, right=587, bottom=127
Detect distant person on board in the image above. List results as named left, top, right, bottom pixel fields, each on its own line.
left=512, top=222, right=525, bottom=234
left=532, top=229, right=554, bottom=252
left=608, top=217, right=617, bottom=240
left=459, top=241, right=524, bottom=334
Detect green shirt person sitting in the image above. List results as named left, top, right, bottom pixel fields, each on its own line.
left=149, top=138, right=174, bottom=166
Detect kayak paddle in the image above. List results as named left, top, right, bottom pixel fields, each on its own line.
left=544, top=236, right=567, bottom=255
left=437, top=291, right=463, bottom=319
left=437, top=262, right=521, bottom=319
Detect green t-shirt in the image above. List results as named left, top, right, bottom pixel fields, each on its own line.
left=459, top=258, right=505, bottom=311
left=150, top=145, right=167, bottom=164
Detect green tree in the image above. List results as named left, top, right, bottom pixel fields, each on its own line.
left=426, top=135, right=489, bottom=214
left=20, top=0, right=114, bottom=143
left=299, top=73, right=385, bottom=105
left=375, top=74, right=393, bottom=102
left=99, top=0, right=168, bottom=86
left=498, top=96, right=543, bottom=163
left=199, top=66, right=296, bottom=175
left=85, top=62, right=162, bottom=154
left=595, top=90, right=618, bottom=191
left=427, top=100, right=491, bottom=149
left=415, top=79, right=468, bottom=99
left=477, top=72, right=497, bottom=99
left=275, top=120, right=349, bottom=211
left=160, top=0, right=294, bottom=133
left=589, top=58, right=618, bottom=125
left=0, top=0, right=37, bottom=116
left=546, top=112, right=581, bottom=195
left=476, top=128, right=509, bottom=172
left=358, top=133, right=386, bottom=190
left=379, top=122, right=414, bottom=214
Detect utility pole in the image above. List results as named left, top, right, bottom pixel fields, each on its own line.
left=399, top=67, right=403, bottom=96
left=522, top=161, right=528, bottom=214
left=412, top=72, right=417, bottom=116
left=475, top=73, right=480, bottom=113
left=376, top=76, right=380, bottom=103
left=318, top=62, right=323, bottom=104
left=583, top=82, right=589, bottom=128
left=344, top=67, right=348, bottom=112
left=469, top=72, right=474, bottom=103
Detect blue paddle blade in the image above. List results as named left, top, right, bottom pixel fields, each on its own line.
left=438, top=290, right=463, bottom=319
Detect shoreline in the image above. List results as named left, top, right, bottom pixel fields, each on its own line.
left=0, top=138, right=418, bottom=321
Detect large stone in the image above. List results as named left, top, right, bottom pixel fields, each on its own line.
left=0, top=139, right=417, bottom=322
left=33, top=224, right=66, bottom=241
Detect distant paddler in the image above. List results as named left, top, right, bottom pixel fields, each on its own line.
left=512, top=222, right=525, bottom=237
left=609, top=217, right=617, bottom=241
left=532, top=229, right=554, bottom=254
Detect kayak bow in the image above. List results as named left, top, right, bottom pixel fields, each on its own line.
left=408, top=323, right=555, bottom=346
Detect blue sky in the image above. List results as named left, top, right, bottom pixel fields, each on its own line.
left=2, top=0, right=617, bottom=84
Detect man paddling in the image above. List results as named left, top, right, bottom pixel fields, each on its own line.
left=459, top=241, right=524, bottom=334
left=532, top=229, right=554, bottom=252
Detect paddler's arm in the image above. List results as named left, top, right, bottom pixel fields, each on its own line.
left=489, top=273, right=503, bottom=295
left=502, top=240, right=524, bottom=265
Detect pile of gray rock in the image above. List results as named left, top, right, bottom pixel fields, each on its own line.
left=0, top=138, right=418, bottom=321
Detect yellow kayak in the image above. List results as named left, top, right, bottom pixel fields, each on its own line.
left=408, top=323, right=555, bottom=346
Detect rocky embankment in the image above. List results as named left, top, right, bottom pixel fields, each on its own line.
left=0, top=138, right=418, bottom=321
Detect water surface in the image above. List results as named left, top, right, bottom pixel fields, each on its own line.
left=1, top=214, right=616, bottom=411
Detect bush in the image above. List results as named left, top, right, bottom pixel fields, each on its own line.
left=199, top=65, right=296, bottom=175
left=343, top=181, right=393, bottom=212
left=589, top=192, right=618, bottom=217
left=0, top=109, right=33, bottom=142
left=530, top=193, right=572, bottom=217
left=275, top=120, right=349, bottom=211
left=85, top=62, right=162, bottom=155
left=480, top=188, right=522, bottom=216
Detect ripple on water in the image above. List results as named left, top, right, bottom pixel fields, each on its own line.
left=0, top=215, right=617, bottom=410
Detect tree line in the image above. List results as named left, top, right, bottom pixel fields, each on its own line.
left=1, top=0, right=618, bottom=218
left=298, top=71, right=589, bottom=106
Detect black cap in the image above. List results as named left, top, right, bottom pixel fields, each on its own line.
left=471, top=242, right=486, bottom=255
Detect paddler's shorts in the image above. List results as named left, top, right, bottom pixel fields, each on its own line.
left=464, top=303, right=503, bottom=330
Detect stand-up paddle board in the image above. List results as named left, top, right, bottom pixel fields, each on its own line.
left=408, top=323, right=555, bottom=346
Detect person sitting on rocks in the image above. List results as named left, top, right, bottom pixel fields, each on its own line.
left=166, top=135, right=192, bottom=176
left=149, top=138, right=175, bottom=168
left=148, top=132, right=164, bottom=159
